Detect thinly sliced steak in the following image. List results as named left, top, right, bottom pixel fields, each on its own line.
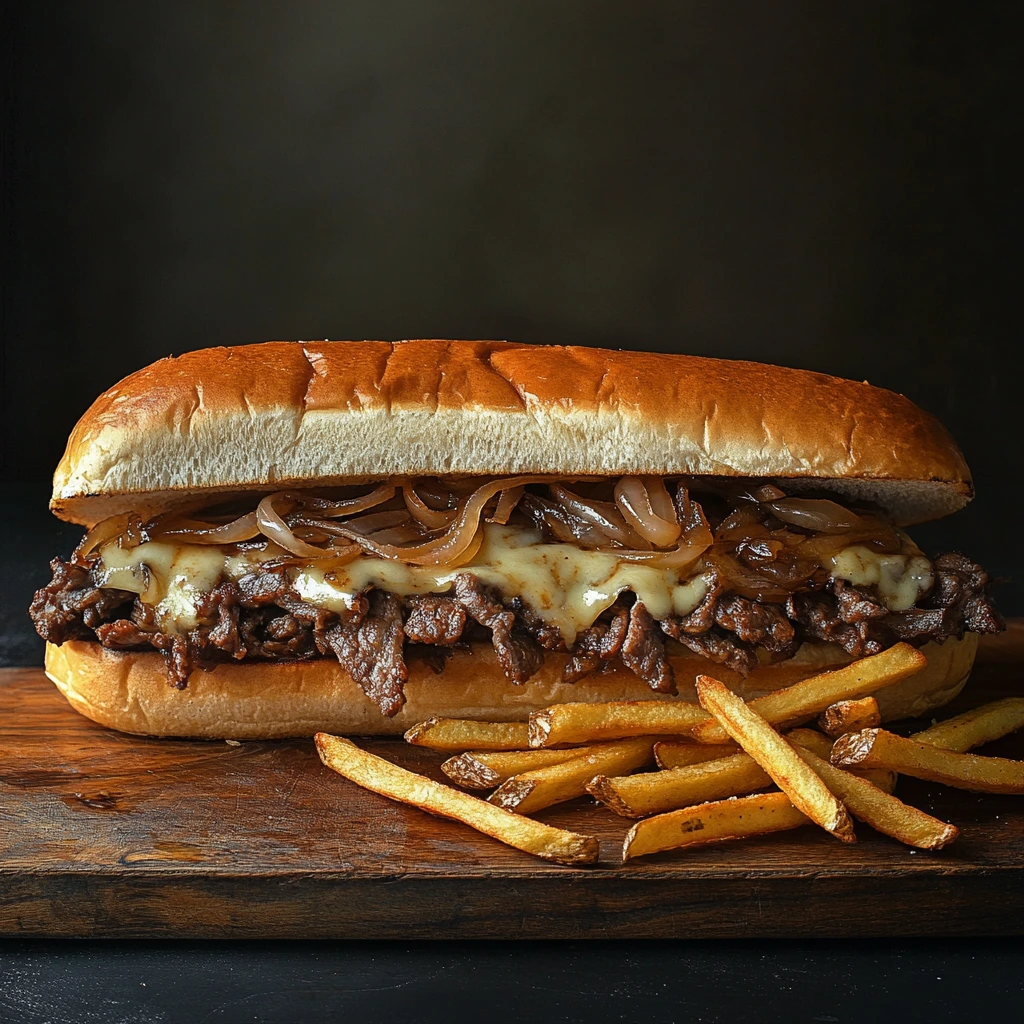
left=323, top=591, right=408, bottom=717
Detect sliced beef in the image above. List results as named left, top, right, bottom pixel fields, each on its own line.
left=667, top=573, right=722, bottom=635
left=29, top=559, right=136, bottom=643
left=833, top=580, right=889, bottom=623
left=29, top=540, right=1004, bottom=708
left=323, top=591, right=408, bottom=717
left=563, top=607, right=629, bottom=683
left=453, top=574, right=542, bottom=683
left=661, top=617, right=760, bottom=675
left=714, top=594, right=797, bottom=655
left=403, top=596, right=467, bottom=646
left=195, top=582, right=244, bottom=658
left=928, top=553, right=1004, bottom=635
left=94, top=619, right=162, bottom=648
left=620, top=602, right=676, bottom=693
left=785, top=592, right=887, bottom=659
left=510, top=597, right=567, bottom=651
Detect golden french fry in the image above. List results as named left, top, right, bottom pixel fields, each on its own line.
left=588, top=753, right=772, bottom=818
left=622, top=791, right=809, bottom=860
left=442, top=747, right=598, bottom=790
left=690, top=643, right=927, bottom=745
left=404, top=717, right=530, bottom=753
left=831, top=729, right=1024, bottom=795
left=911, top=698, right=1024, bottom=754
left=786, top=727, right=895, bottom=792
left=790, top=742, right=958, bottom=850
left=528, top=700, right=710, bottom=747
left=696, top=675, right=855, bottom=842
left=314, top=733, right=598, bottom=866
left=819, top=697, right=881, bottom=737
left=784, top=727, right=835, bottom=759
left=489, top=738, right=655, bottom=814
left=654, top=740, right=738, bottom=769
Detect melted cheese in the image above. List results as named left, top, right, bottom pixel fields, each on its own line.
left=96, top=525, right=709, bottom=642
left=294, top=526, right=709, bottom=644
left=829, top=546, right=934, bottom=611
left=94, top=526, right=934, bottom=640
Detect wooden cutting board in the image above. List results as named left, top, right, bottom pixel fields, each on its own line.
left=3, top=625, right=1023, bottom=939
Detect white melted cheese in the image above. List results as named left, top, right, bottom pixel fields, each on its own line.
left=94, top=526, right=935, bottom=639
left=96, top=525, right=709, bottom=643
left=829, top=545, right=934, bottom=611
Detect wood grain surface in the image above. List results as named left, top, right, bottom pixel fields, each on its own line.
left=3, top=625, right=1023, bottom=939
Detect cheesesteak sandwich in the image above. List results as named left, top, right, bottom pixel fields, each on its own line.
left=30, top=340, right=1002, bottom=738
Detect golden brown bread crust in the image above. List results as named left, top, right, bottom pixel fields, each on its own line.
left=52, top=340, right=972, bottom=527
left=45, top=634, right=977, bottom=740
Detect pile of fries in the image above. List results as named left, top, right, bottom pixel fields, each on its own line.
left=315, top=642, right=1024, bottom=866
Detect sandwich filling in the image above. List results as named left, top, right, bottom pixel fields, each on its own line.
left=30, top=476, right=1002, bottom=717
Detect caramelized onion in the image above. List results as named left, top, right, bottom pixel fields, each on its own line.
left=156, top=511, right=261, bottom=545
left=614, top=477, right=681, bottom=547
left=763, top=498, right=861, bottom=534
left=75, top=512, right=148, bottom=562
left=256, top=493, right=336, bottom=558
left=489, top=485, right=525, bottom=525
left=337, top=510, right=415, bottom=537
left=550, top=485, right=643, bottom=547
left=292, top=475, right=553, bottom=565
left=403, top=484, right=456, bottom=530
left=303, top=483, right=396, bottom=518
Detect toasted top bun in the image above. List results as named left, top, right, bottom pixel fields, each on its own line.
left=52, top=340, right=971, bottom=527
left=45, top=633, right=978, bottom=740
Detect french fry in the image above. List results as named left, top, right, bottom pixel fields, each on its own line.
left=588, top=753, right=772, bottom=818
left=831, top=729, right=1024, bottom=794
left=528, top=700, right=710, bottom=747
left=911, top=698, right=1024, bottom=754
left=622, top=791, right=809, bottom=860
left=790, top=741, right=958, bottom=850
left=695, top=675, right=855, bottom=842
left=784, top=727, right=835, bottom=759
left=404, top=717, right=530, bottom=753
left=819, top=697, right=881, bottom=737
left=690, top=643, right=927, bottom=744
left=314, top=733, right=598, bottom=865
left=489, top=738, right=655, bottom=814
left=442, top=747, right=598, bottom=790
left=786, top=727, right=895, bottom=793
left=654, top=740, right=738, bottom=769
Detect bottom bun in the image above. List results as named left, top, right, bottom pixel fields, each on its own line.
left=45, top=633, right=979, bottom=740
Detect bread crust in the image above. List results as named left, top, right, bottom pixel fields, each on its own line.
left=45, top=634, right=977, bottom=740
left=52, top=340, right=971, bottom=527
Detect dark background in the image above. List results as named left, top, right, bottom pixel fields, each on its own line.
left=2, top=3, right=1022, bottom=1019
left=3, top=2, right=1022, bottom=666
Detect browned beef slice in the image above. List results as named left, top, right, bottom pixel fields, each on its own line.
left=928, top=553, right=1004, bottom=634
left=94, top=619, right=161, bottom=648
left=29, top=558, right=136, bottom=643
left=236, top=570, right=292, bottom=606
left=323, top=591, right=408, bottom=717
left=833, top=580, right=888, bottom=623
left=194, top=582, right=245, bottom=658
left=510, top=597, right=567, bottom=651
left=714, top=594, right=797, bottom=654
left=453, top=574, right=542, bottom=683
left=785, top=593, right=886, bottom=659
left=685, top=630, right=760, bottom=675
left=668, top=574, right=722, bottom=634
left=563, top=607, right=629, bottom=683
left=403, top=596, right=467, bottom=645
left=149, top=632, right=192, bottom=689
left=621, top=602, right=676, bottom=693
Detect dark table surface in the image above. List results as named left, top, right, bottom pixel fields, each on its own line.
left=3, top=938, right=1024, bottom=1024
